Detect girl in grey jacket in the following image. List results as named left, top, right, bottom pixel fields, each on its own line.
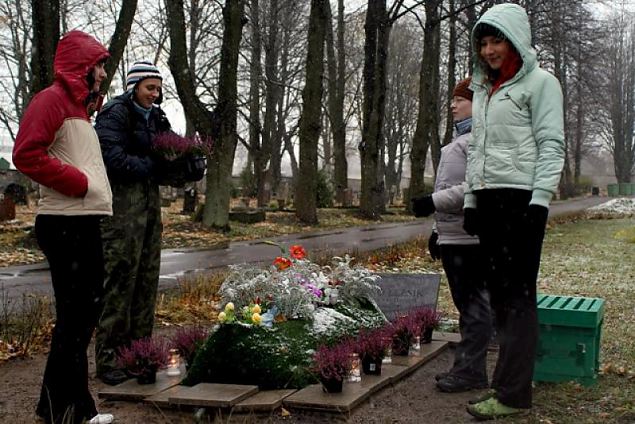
left=412, top=78, right=493, bottom=394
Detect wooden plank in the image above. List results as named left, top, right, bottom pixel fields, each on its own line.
left=97, top=371, right=182, bottom=402
left=232, top=389, right=297, bottom=413
left=168, top=383, right=258, bottom=408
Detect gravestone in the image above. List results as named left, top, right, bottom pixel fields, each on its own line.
left=0, top=194, right=15, bottom=221
left=372, top=273, right=441, bottom=320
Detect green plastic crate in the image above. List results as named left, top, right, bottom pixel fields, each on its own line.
left=534, top=294, right=605, bottom=386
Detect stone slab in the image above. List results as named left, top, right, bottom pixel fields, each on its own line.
left=373, top=273, right=441, bottom=320
left=359, top=365, right=400, bottom=394
left=143, top=385, right=192, bottom=407
left=97, top=371, right=182, bottom=402
left=284, top=341, right=448, bottom=413
left=168, top=383, right=258, bottom=408
left=283, top=381, right=371, bottom=413
left=232, top=389, right=297, bottom=413
left=432, top=331, right=461, bottom=345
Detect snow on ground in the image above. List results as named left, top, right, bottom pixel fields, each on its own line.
left=586, top=198, right=635, bottom=217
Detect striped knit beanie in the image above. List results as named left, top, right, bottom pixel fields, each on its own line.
left=126, top=61, right=162, bottom=91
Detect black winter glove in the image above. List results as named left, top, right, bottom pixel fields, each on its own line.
left=411, top=195, right=436, bottom=217
left=463, top=207, right=480, bottom=236
left=183, top=154, right=206, bottom=182
left=525, top=204, right=549, bottom=233
left=428, top=231, right=441, bottom=260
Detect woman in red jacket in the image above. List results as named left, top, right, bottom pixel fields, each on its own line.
left=12, top=30, right=114, bottom=424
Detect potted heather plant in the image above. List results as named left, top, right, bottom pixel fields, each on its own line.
left=311, top=343, right=353, bottom=393
left=390, top=314, right=420, bottom=356
left=116, top=337, right=169, bottom=384
left=412, top=307, right=442, bottom=344
left=356, top=328, right=391, bottom=375
left=169, top=326, right=209, bottom=370
left=152, top=132, right=212, bottom=186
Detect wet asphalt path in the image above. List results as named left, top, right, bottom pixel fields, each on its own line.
left=0, top=196, right=608, bottom=303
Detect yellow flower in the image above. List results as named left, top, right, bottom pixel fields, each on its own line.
left=225, top=302, right=235, bottom=312
left=252, top=312, right=262, bottom=325
left=252, top=304, right=261, bottom=314
left=218, top=311, right=226, bottom=322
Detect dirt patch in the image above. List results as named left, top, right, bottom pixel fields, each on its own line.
left=0, top=341, right=499, bottom=423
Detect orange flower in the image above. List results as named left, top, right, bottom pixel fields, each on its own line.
left=289, top=245, right=306, bottom=260
left=273, top=256, right=292, bottom=270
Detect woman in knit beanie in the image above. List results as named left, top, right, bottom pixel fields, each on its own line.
left=93, top=61, right=172, bottom=386
left=412, top=77, right=493, bottom=396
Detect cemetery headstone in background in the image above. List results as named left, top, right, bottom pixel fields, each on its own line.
left=372, top=273, right=441, bottom=320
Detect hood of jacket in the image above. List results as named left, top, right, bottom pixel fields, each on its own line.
left=54, top=30, right=110, bottom=105
left=471, top=3, right=537, bottom=88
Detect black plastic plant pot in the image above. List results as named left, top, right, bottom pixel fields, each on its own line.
left=421, top=326, right=434, bottom=344
left=320, top=377, right=344, bottom=393
left=136, top=370, right=157, bottom=385
left=361, top=356, right=383, bottom=375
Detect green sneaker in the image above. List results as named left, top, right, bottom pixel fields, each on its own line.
left=468, top=389, right=496, bottom=405
left=466, top=397, right=530, bottom=420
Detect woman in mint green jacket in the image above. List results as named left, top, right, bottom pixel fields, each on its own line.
left=463, top=3, right=565, bottom=420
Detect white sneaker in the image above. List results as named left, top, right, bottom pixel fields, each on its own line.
left=88, top=413, right=114, bottom=424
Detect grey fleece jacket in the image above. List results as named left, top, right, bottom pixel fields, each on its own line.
left=432, top=132, right=479, bottom=246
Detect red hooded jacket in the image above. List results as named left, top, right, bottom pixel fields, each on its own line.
left=13, top=30, right=112, bottom=215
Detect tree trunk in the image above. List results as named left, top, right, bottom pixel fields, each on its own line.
left=359, top=0, right=390, bottom=219
left=248, top=0, right=263, bottom=205
left=325, top=0, right=348, bottom=205
left=257, top=0, right=279, bottom=207
left=442, top=0, right=456, bottom=151
left=30, top=0, right=59, bottom=96
left=295, top=0, right=327, bottom=224
left=409, top=1, right=441, bottom=206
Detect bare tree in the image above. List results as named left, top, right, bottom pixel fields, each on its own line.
left=166, top=0, right=245, bottom=230
left=383, top=19, right=420, bottom=204
left=358, top=0, right=392, bottom=219
left=0, top=1, right=32, bottom=140
left=601, top=11, right=635, bottom=183
left=295, top=0, right=328, bottom=224
left=100, top=0, right=138, bottom=93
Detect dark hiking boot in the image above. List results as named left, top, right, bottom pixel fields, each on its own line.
left=436, top=374, right=488, bottom=393
left=434, top=372, right=450, bottom=381
left=98, top=369, right=129, bottom=386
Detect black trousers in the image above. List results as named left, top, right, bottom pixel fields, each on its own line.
left=440, top=244, right=492, bottom=383
left=35, top=215, right=104, bottom=424
left=476, top=189, right=545, bottom=409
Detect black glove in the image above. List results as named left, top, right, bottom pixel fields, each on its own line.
left=525, top=204, right=549, bottom=233
left=411, top=195, right=436, bottom=217
left=183, top=154, right=206, bottom=182
left=428, top=231, right=440, bottom=260
left=463, top=207, right=480, bottom=236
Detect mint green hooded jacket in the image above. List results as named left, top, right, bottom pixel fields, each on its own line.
left=464, top=3, right=565, bottom=209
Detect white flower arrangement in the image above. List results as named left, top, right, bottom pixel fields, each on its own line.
left=217, top=245, right=382, bottom=324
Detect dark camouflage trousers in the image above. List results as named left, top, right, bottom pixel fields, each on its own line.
left=95, top=181, right=162, bottom=375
